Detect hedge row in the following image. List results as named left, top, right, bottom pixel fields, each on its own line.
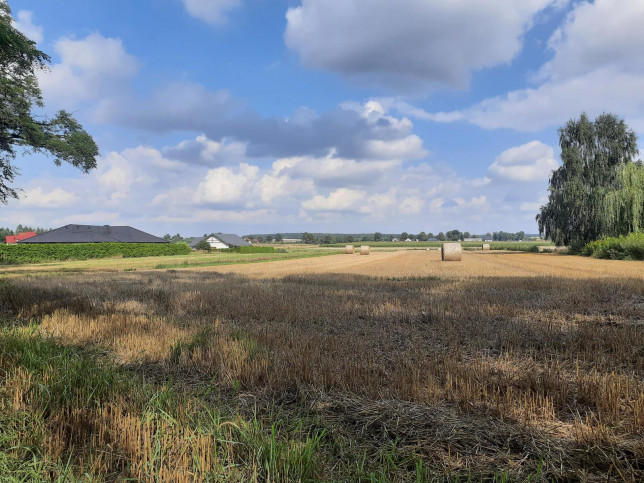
left=0, top=243, right=191, bottom=264
left=582, top=233, right=644, bottom=260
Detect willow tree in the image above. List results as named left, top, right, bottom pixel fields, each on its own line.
left=0, top=3, right=98, bottom=203
left=537, top=113, right=643, bottom=250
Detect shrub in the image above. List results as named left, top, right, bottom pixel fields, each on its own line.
left=0, top=242, right=191, bottom=264
left=582, top=232, right=644, bottom=260
left=194, top=240, right=211, bottom=251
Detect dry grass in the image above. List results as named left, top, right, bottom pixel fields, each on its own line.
left=0, top=252, right=643, bottom=480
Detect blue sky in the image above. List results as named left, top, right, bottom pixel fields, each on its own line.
left=5, top=0, right=644, bottom=236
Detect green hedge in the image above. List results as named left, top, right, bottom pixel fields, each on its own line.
left=582, top=233, right=644, bottom=260
left=0, top=242, right=191, bottom=264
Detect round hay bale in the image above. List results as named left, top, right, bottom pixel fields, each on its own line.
left=441, top=242, right=462, bottom=261
left=344, top=245, right=355, bottom=254
left=482, top=243, right=491, bottom=251
left=359, top=245, right=370, bottom=255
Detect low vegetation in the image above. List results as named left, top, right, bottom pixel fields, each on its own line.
left=0, top=242, right=191, bottom=264
left=0, top=259, right=642, bottom=480
left=582, top=232, right=644, bottom=260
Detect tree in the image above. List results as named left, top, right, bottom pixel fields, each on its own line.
left=1, top=4, right=98, bottom=203
left=321, top=234, right=334, bottom=244
left=400, top=232, right=409, bottom=240
left=417, top=231, right=427, bottom=241
left=302, top=232, right=316, bottom=244
left=427, top=232, right=434, bottom=239
left=537, top=113, right=642, bottom=249
left=346, top=234, right=355, bottom=243
left=256, top=235, right=264, bottom=243
left=275, top=233, right=283, bottom=243
left=195, top=240, right=211, bottom=251
left=437, top=232, right=446, bottom=241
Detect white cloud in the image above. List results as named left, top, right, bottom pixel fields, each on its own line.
left=194, top=164, right=259, bottom=205
left=399, top=196, right=425, bottom=215
left=285, top=0, right=557, bottom=91
left=488, top=141, right=559, bottom=182
left=181, top=0, right=241, bottom=25
left=421, top=0, right=644, bottom=132
left=38, top=33, right=139, bottom=107
left=20, top=187, right=77, bottom=208
left=301, top=188, right=366, bottom=212
left=12, top=10, right=43, bottom=43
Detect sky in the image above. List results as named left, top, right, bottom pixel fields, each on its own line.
left=4, top=0, right=644, bottom=236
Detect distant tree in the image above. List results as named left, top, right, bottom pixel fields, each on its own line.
left=417, top=231, right=427, bottom=241
left=463, top=231, right=471, bottom=239
left=537, top=112, right=643, bottom=249
left=373, top=232, right=382, bottom=242
left=401, top=232, right=409, bottom=240
left=321, top=234, right=334, bottom=244
left=446, top=229, right=462, bottom=241
left=517, top=231, right=525, bottom=241
left=302, top=232, right=316, bottom=244
left=361, top=235, right=369, bottom=241
left=195, top=240, right=210, bottom=251
left=437, top=232, right=446, bottom=241
left=256, top=235, right=264, bottom=243
left=427, top=232, right=434, bottom=239
left=485, top=232, right=492, bottom=240
left=163, top=234, right=171, bottom=241
left=0, top=3, right=99, bottom=203
left=346, top=234, right=355, bottom=243
left=275, top=233, right=283, bottom=243
left=170, top=233, right=183, bottom=243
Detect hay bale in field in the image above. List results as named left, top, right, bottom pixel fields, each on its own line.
left=344, top=245, right=355, bottom=254
left=482, top=243, right=490, bottom=251
left=441, top=242, right=462, bottom=261
left=360, top=245, right=370, bottom=255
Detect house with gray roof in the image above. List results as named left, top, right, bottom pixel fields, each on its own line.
left=18, top=225, right=167, bottom=244
left=190, top=233, right=250, bottom=250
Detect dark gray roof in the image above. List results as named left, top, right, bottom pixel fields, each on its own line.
left=189, top=233, right=250, bottom=248
left=19, top=225, right=167, bottom=244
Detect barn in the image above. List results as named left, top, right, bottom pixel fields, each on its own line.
left=190, top=233, right=250, bottom=250
left=18, top=225, right=167, bottom=244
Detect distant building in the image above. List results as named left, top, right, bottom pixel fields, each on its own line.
left=427, top=238, right=438, bottom=242
left=17, top=225, right=167, bottom=244
left=5, top=232, right=37, bottom=244
left=190, top=233, right=250, bottom=250
left=464, top=237, right=483, bottom=242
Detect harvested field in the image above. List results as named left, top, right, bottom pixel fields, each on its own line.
left=204, top=249, right=644, bottom=280
left=0, top=251, right=643, bottom=480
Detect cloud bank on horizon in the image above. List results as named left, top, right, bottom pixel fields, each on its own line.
left=4, top=0, right=644, bottom=235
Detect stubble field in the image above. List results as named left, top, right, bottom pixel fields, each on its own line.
left=0, top=250, right=642, bottom=481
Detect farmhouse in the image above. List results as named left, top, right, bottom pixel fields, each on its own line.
left=190, top=233, right=250, bottom=250
left=5, top=231, right=37, bottom=244
left=18, top=225, right=167, bottom=243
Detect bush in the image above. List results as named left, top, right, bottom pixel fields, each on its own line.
left=194, top=240, right=211, bottom=251
left=582, top=232, right=644, bottom=260
left=0, top=242, right=191, bottom=264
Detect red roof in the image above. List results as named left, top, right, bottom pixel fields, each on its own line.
left=5, top=232, right=37, bottom=244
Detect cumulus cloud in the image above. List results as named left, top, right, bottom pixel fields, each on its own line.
left=20, top=187, right=77, bottom=208
left=419, top=0, right=644, bottom=131
left=301, top=188, right=366, bottom=212
left=285, top=0, right=557, bottom=91
left=194, top=164, right=259, bottom=205
left=38, top=33, right=139, bottom=107
left=12, top=10, right=43, bottom=43
left=181, top=0, right=241, bottom=25
left=488, top=141, right=559, bottom=182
